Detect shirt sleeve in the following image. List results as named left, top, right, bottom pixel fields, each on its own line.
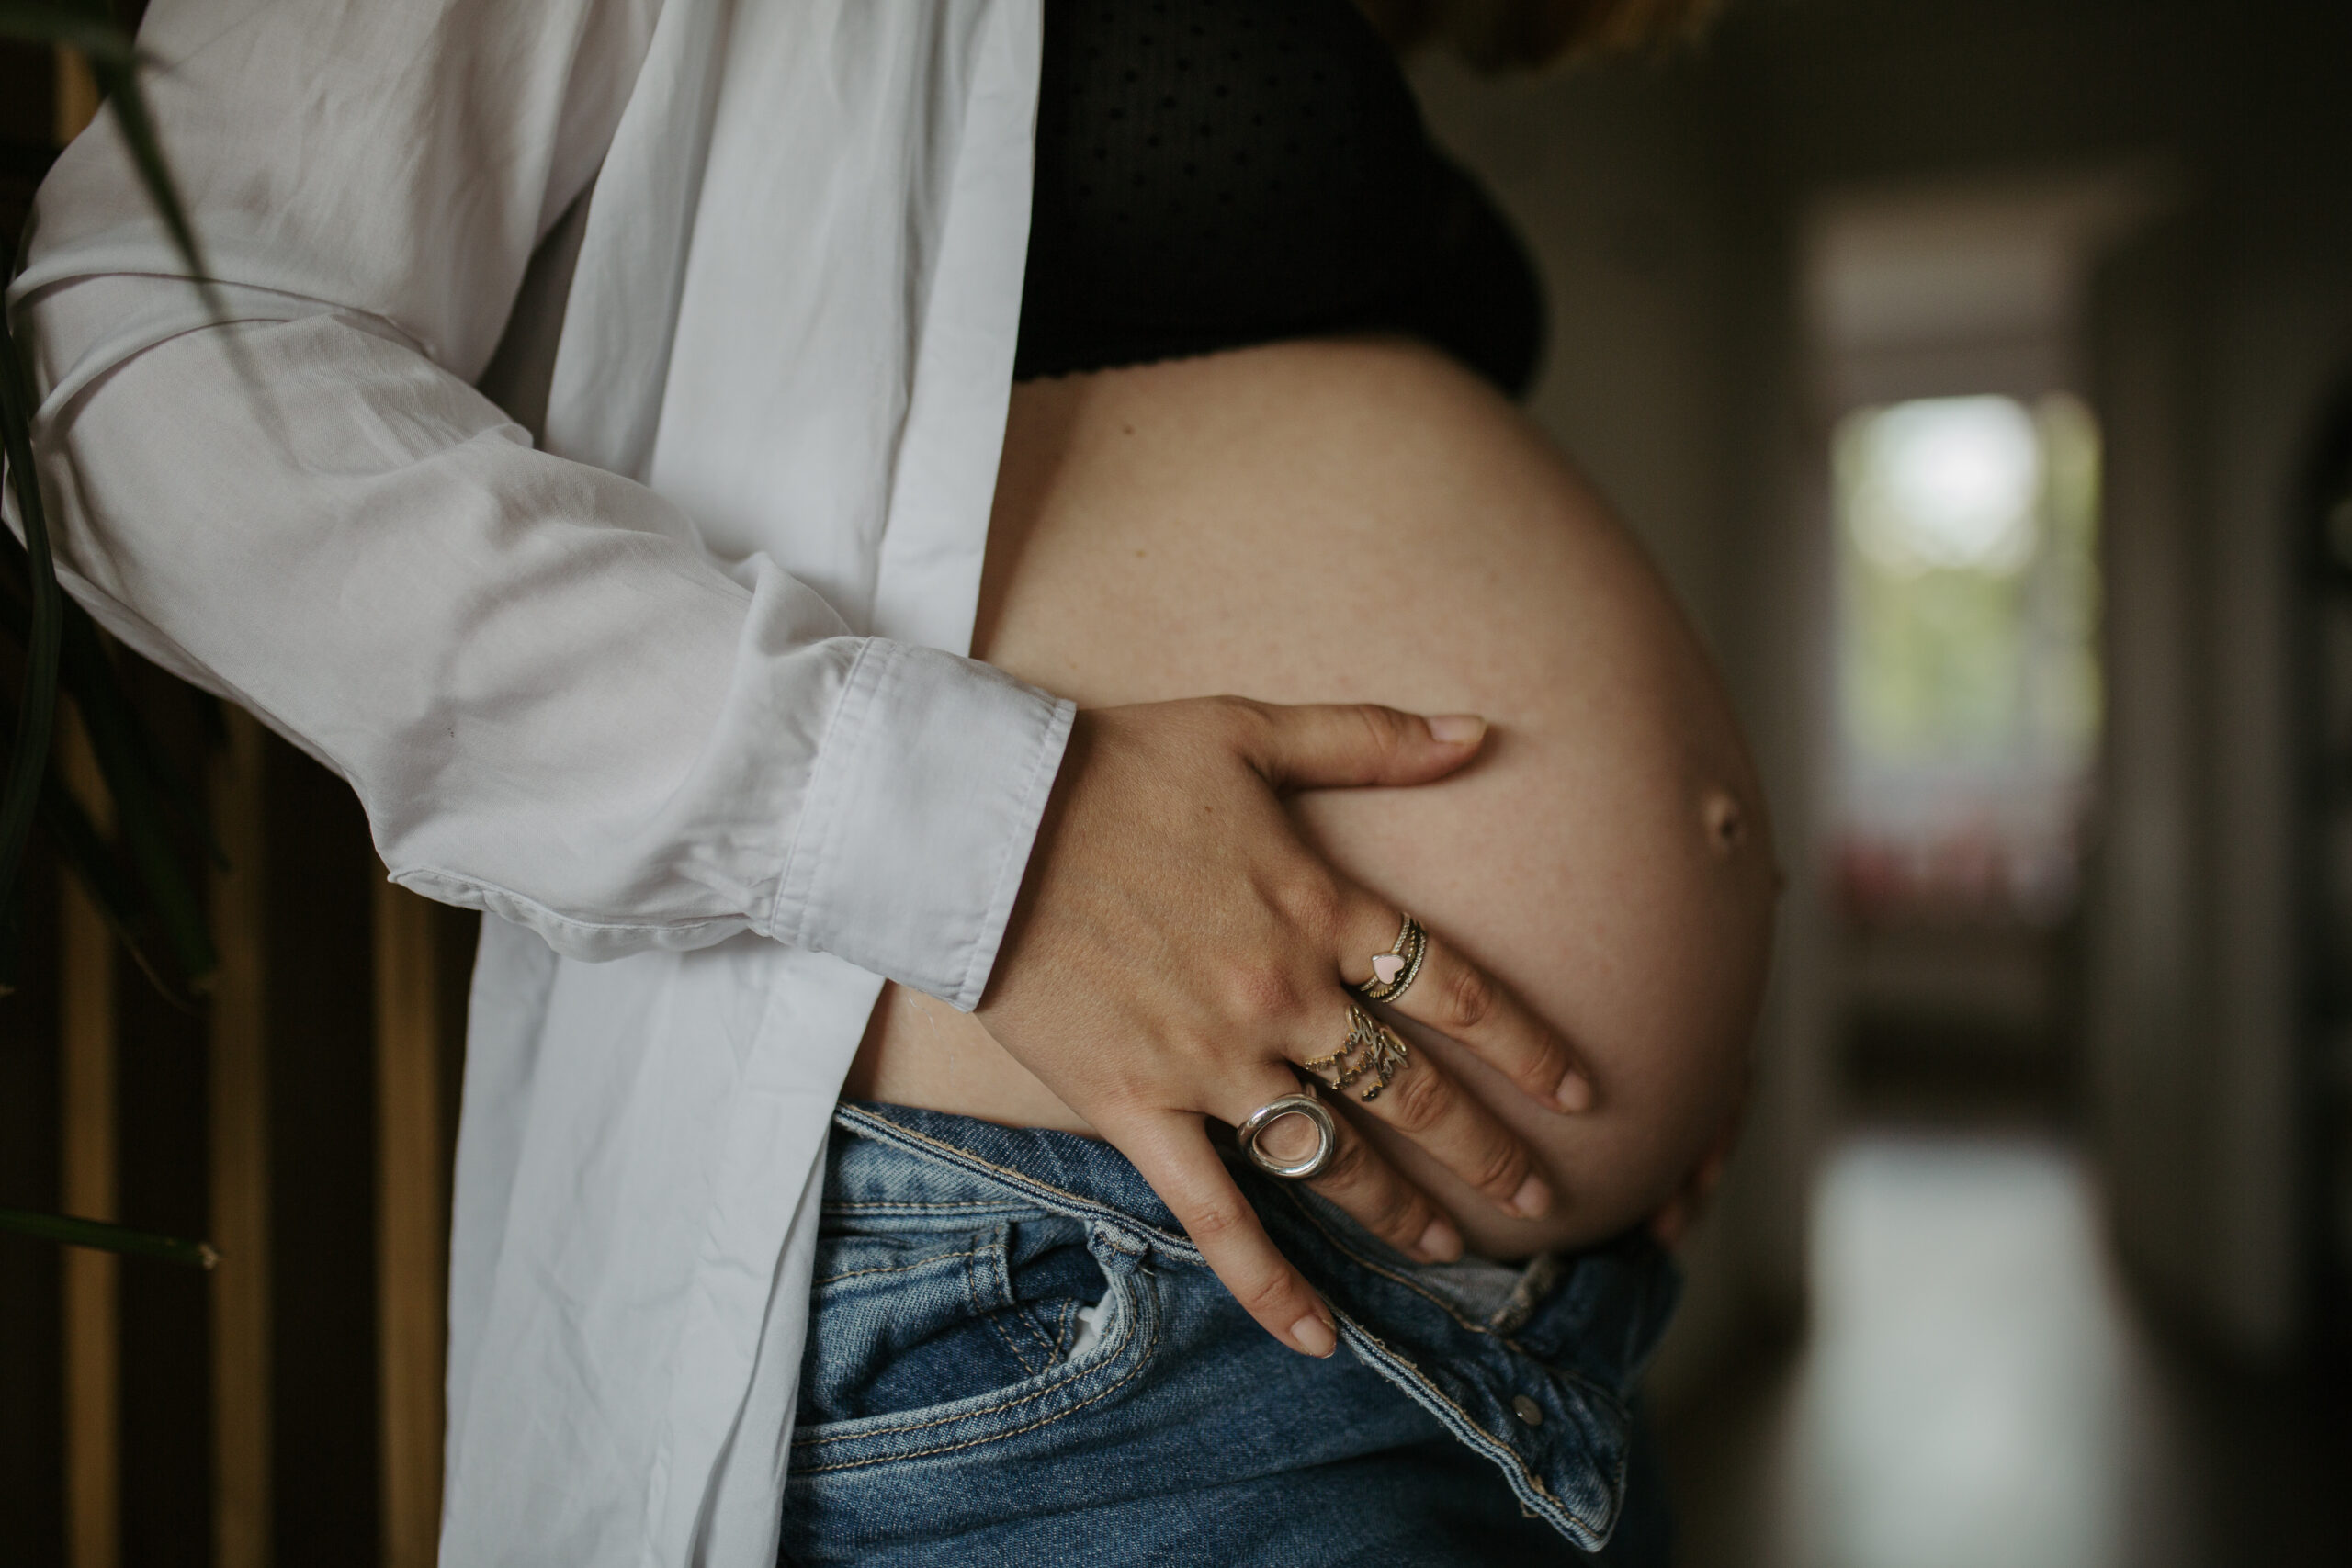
left=6, top=0, right=1072, bottom=1009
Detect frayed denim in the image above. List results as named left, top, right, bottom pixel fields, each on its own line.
left=781, top=1102, right=1678, bottom=1566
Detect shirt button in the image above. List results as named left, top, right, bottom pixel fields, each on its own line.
left=1511, top=1394, right=1544, bottom=1427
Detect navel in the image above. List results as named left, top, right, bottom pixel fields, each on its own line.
left=1701, top=785, right=1747, bottom=858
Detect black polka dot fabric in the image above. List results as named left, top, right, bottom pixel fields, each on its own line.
left=1012, top=0, right=1545, bottom=397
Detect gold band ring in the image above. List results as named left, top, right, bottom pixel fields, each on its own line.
left=1354, top=913, right=1427, bottom=1006
left=1303, top=1003, right=1412, bottom=1103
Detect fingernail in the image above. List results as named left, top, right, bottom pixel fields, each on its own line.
left=1418, top=1217, right=1464, bottom=1263
left=1292, top=1312, right=1339, bottom=1359
left=1427, top=713, right=1487, bottom=744
left=1554, top=1067, right=1594, bottom=1113
left=1510, top=1173, right=1553, bottom=1219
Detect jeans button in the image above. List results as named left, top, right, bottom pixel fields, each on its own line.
left=1510, top=1394, right=1544, bottom=1427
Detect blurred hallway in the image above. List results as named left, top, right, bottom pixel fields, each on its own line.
left=1664, top=1126, right=2351, bottom=1568
left=1406, top=6, right=2352, bottom=1563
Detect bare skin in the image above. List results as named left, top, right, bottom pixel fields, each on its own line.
left=847, top=338, right=1778, bottom=1354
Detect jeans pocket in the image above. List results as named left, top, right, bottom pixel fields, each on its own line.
left=792, top=1211, right=1157, bottom=1474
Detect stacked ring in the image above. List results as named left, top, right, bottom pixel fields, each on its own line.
left=1354, top=912, right=1427, bottom=1005
left=1302, top=1003, right=1412, bottom=1102
left=1236, top=1092, right=1339, bottom=1180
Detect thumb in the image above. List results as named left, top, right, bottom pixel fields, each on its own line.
left=1243, top=702, right=1488, bottom=791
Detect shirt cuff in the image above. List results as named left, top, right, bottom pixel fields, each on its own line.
left=770, top=639, right=1075, bottom=1010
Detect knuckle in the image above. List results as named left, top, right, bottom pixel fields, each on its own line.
left=1381, top=1061, right=1452, bottom=1134
left=1515, top=1045, right=1568, bottom=1099
left=1184, top=1198, right=1251, bottom=1246
left=1089, top=1080, right=1159, bottom=1132
left=1365, top=1182, right=1423, bottom=1242
left=1351, top=704, right=1409, bottom=757
left=1211, top=694, right=1276, bottom=750
left=1318, top=1129, right=1378, bottom=1191
left=1273, top=870, right=1344, bottom=937
left=1470, top=1140, right=1531, bottom=1200
left=1224, top=959, right=1306, bottom=1021
left=1234, top=1265, right=1298, bottom=1318
left=1443, top=964, right=1497, bottom=1033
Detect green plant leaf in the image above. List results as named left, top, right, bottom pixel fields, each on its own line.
left=0, top=690, right=204, bottom=1004
left=0, top=558, right=228, bottom=871
left=85, top=54, right=223, bottom=309
left=61, top=611, right=219, bottom=986
left=6, top=6, right=232, bottom=332
left=0, top=1205, right=218, bottom=1269
left=2, top=10, right=226, bottom=991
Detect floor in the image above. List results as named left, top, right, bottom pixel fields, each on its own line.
left=1662, top=1128, right=2351, bottom=1568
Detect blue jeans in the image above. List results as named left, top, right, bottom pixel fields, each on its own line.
left=781, top=1103, right=1679, bottom=1566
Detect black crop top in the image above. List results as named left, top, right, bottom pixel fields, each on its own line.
left=1012, top=0, right=1547, bottom=398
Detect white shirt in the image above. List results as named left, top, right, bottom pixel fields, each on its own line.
left=9, top=2, right=1064, bottom=1562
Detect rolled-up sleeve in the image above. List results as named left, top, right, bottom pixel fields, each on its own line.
left=6, top=0, right=1071, bottom=1003
left=775, top=638, right=1073, bottom=1010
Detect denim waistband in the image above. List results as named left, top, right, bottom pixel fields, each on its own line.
left=820, top=1102, right=1679, bottom=1551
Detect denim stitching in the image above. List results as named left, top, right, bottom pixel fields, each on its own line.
left=833, top=1108, right=1200, bottom=1258
left=967, top=1236, right=1057, bottom=1377
left=835, top=1111, right=1125, bottom=1209
left=795, top=1284, right=1142, bottom=1450
left=823, top=1199, right=1098, bottom=1365
left=986, top=1233, right=1073, bottom=1366
left=815, top=1246, right=989, bottom=1287
left=794, top=1273, right=1161, bottom=1472
left=1299, top=1189, right=1633, bottom=1413
left=1275, top=1187, right=1493, bottom=1336
left=811, top=1105, right=1634, bottom=1544
left=1340, top=1323, right=1600, bottom=1534
left=818, top=1213, right=1021, bottom=1222
left=954, top=1234, right=1018, bottom=1375
left=795, top=1259, right=1155, bottom=1447
left=986, top=1304, right=1046, bottom=1375
left=792, top=1356, right=1149, bottom=1476
left=1281, top=1185, right=1631, bottom=1540
left=1280, top=1186, right=1630, bottom=1409
left=837, top=1109, right=1622, bottom=1404
left=1007, top=1293, right=1065, bottom=1366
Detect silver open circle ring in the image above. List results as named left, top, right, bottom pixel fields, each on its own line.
left=1236, top=1091, right=1339, bottom=1181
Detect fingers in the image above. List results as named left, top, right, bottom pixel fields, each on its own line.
left=1305, top=1109, right=1466, bottom=1264
left=1232, top=700, right=1489, bottom=792
left=1649, top=1148, right=1722, bottom=1248
left=1340, top=897, right=1593, bottom=1114
left=1114, top=1108, right=1339, bottom=1358
left=1677, top=1090, right=1745, bottom=1222
left=1296, top=998, right=1554, bottom=1222
left=1216, top=1072, right=1466, bottom=1265
left=1655, top=1097, right=1745, bottom=1247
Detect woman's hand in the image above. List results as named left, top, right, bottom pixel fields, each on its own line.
left=1649, top=1073, right=1748, bottom=1248
left=977, top=697, right=1591, bottom=1358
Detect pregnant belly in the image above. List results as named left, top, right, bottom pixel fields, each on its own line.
left=849, top=337, right=1778, bottom=1256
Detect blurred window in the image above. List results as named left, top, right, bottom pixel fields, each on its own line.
left=1833, top=393, right=2102, bottom=924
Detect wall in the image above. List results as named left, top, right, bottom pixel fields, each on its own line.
left=2190, top=5, right=2352, bottom=1348
left=2086, top=217, right=2211, bottom=1315
left=1715, top=0, right=2352, bottom=1365
left=1413, top=0, right=2352, bottom=1384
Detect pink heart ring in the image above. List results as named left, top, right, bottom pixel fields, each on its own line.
left=1353, top=913, right=1427, bottom=1006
